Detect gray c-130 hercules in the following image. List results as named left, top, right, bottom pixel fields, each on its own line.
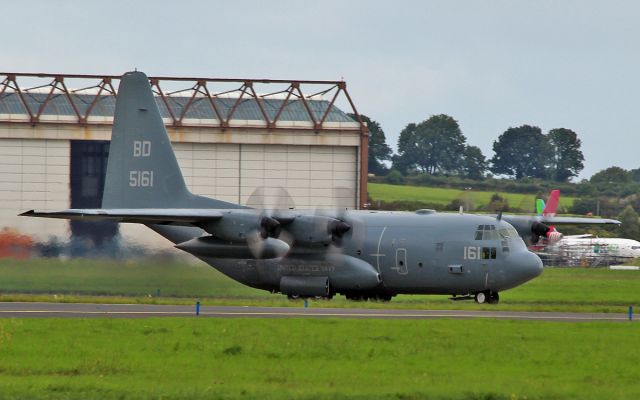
left=21, top=71, right=546, bottom=304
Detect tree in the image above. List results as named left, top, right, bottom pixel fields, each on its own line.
left=548, top=128, right=584, bottom=182
left=348, top=114, right=392, bottom=175
left=618, top=205, right=640, bottom=240
left=396, top=114, right=466, bottom=175
left=490, top=125, right=551, bottom=179
left=630, top=168, right=640, bottom=182
left=463, top=145, right=487, bottom=180
left=590, top=166, right=631, bottom=184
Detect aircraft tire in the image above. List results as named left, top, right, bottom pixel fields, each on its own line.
left=488, top=291, right=500, bottom=304
left=474, top=291, right=487, bottom=304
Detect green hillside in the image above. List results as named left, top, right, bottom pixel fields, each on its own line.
left=368, top=182, right=575, bottom=211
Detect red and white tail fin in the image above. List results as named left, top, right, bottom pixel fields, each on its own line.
left=542, top=190, right=560, bottom=217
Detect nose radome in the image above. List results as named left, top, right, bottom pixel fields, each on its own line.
left=523, top=251, right=543, bottom=281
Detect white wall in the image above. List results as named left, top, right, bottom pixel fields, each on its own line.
left=175, top=143, right=357, bottom=209
left=0, top=138, right=70, bottom=240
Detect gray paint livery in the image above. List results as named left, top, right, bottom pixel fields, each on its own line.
left=22, top=71, right=543, bottom=304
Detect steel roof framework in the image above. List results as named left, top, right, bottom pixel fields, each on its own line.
left=0, top=73, right=367, bottom=133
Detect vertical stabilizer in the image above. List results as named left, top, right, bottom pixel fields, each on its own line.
left=542, top=190, right=560, bottom=217
left=102, top=71, right=239, bottom=210
left=535, top=199, right=545, bottom=215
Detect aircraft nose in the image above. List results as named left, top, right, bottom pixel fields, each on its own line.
left=519, top=251, right=543, bottom=282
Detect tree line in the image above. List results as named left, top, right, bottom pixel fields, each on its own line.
left=355, top=113, right=640, bottom=241
left=354, top=113, right=585, bottom=183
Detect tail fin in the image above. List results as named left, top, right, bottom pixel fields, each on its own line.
left=102, top=71, right=239, bottom=209
left=535, top=199, right=545, bottom=215
left=542, top=190, right=560, bottom=217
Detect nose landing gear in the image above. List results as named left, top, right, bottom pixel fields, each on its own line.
left=474, top=290, right=500, bottom=304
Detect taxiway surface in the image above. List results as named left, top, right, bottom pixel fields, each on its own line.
left=0, top=302, right=635, bottom=322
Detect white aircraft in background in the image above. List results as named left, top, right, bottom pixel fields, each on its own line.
left=535, top=190, right=639, bottom=264
left=549, top=234, right=640, bottom=260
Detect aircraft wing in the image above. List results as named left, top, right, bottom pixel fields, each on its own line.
left=538, top=216, right=620, bottom=225
left=564, top=234, right=596, bottom=239
left=502, top=214, right=620, bottom=226
left=19, top=208, right=223, bottom=226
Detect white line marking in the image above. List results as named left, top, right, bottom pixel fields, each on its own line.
left=375, top=226, right=387, bottom=273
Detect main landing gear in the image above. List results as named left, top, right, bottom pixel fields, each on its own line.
left=474, top=290, right=499, bottom=304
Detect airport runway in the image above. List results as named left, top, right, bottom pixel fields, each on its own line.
left=0, top=302, right=635, bottom=322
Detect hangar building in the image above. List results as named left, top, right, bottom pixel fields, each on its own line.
left=0, top=72, right=368, bottom=249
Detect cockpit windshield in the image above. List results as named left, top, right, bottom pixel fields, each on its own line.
left=475, top=224, right=502, bottom=240
left=498, top=227, right=519, bottom=239
left=475, top=224, right=523, bottom=252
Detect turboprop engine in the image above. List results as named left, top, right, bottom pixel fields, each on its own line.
left=200, top=212, right=281, bottom=242
left=531, top=221, right=563, bottom=245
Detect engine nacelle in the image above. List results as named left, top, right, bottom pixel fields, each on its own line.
left=175, top=235, right=289, bottom=259
left=201, top=212, right=261, bottom=242
left=280, top=276, right=330, bottom=297
left=285, top=215, right=350, bottom=246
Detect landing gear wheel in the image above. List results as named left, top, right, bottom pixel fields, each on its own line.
left=488, top=291, right=500, bottom=304
left=474, top=291, right=487, bottom=304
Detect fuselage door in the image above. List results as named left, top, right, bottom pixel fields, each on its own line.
left=393, top=248, right=408, bottom=275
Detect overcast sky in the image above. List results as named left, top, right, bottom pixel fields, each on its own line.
left=4, top=0, right=639, bottom=179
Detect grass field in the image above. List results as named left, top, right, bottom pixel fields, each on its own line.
left=1, top=259, right=639, bottom=399
left=368, top=183, right=576, bottom=210
left=0, top=258, right=639, bottom=313
left=0, top=317, right=638, bottom=399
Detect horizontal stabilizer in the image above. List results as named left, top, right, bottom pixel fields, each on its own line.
left=19, top=209, right=222, bottom=226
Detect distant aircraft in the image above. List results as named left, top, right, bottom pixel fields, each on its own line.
left=547, top=234, right=640, bottom=265
left=501, top=189, right=618, bottom=247
left=532, top=191, right=636, bottom=265
left=20, top=71, right=546, bottom=304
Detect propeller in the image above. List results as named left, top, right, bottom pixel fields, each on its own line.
left=244, top=187, right=296, bottom=256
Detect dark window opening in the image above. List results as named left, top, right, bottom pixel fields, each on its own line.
left=70, top=140, right=118, bottom=250
left=482, top=247, right=497, bottom=260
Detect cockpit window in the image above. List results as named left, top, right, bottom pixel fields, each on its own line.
left=475, top=224, right=500, bottom=240
left=498, top=227, right=519, bottom=239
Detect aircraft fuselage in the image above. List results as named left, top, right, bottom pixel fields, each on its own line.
left=155, top=210, right=543, bottom=299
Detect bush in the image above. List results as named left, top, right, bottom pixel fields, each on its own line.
left=384, top=169, right=404, bottom=185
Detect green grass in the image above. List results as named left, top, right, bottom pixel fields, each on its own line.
left=0, top=317, right=637, bottom=399
left=1, top=259, right=639, bottom=313
left=368, top=182, right=576, bottom=210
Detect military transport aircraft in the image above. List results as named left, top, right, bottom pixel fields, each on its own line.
left=20, top=71, right=551, bottom=304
